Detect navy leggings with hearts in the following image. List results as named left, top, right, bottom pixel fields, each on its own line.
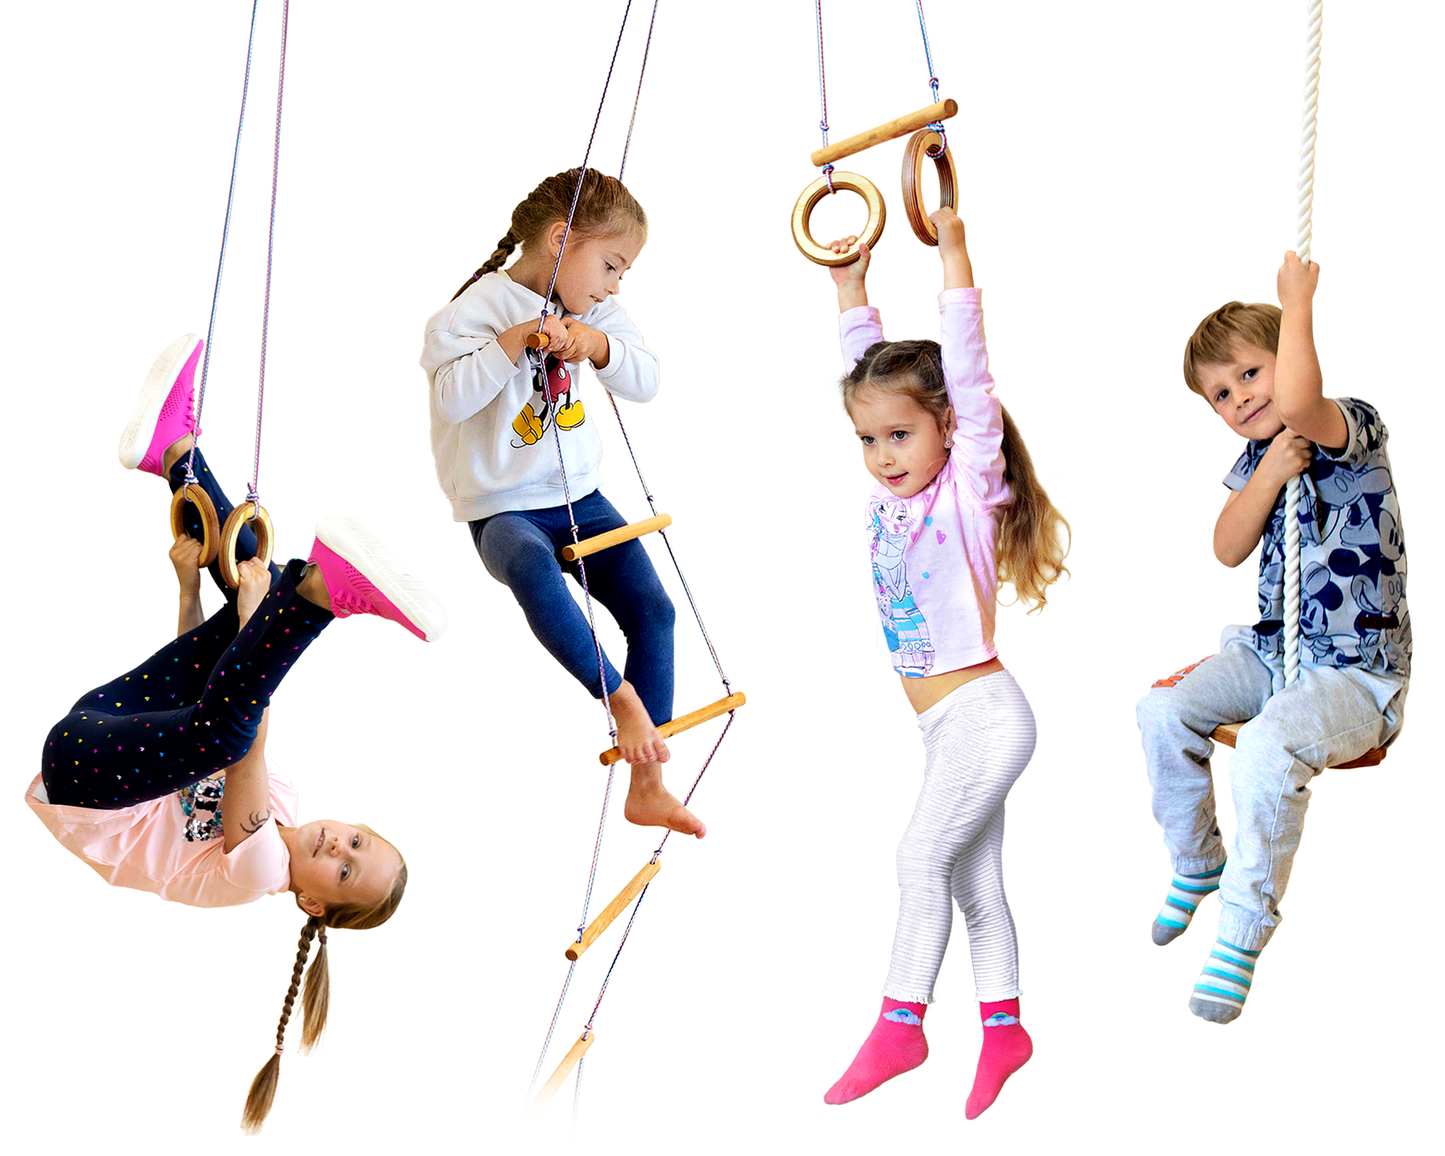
left=40, top=451, right=331, bottom=808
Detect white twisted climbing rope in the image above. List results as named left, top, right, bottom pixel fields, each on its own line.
left=1283, top=0, right=1321, bottom=689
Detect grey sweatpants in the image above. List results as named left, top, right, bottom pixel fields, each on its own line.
left=1136, top=626, right=1407, bottom=950
left=884, top=670, right=1036, bottom=1004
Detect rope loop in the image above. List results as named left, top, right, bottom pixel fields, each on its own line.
left=823, top=163, right=836, bottom=194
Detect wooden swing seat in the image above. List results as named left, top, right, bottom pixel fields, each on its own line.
left=1211, top=721, right=1387, bottom=770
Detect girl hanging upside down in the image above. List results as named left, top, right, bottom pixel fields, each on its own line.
left=421, top=168, right=701, bottom=838
left=25, top=335, right=447, bottom=1133
left=819, top=212, right=1069, bottom=1119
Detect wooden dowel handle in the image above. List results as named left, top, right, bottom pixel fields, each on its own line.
left=565, top=858, right=661, bottom=961
left=810, top=98, right=958, bottom=167
left=525, top=332, right=550, bottom=349
left=529, top=1030, right=596, bottom=1113
left=600, top=691, right=746, bottom=766
left=562, top=515, right=672, bottom=562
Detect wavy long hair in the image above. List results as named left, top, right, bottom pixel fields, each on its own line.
left=842, top=339, right=1070, bottom=611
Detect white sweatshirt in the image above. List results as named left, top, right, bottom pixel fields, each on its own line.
left=420, top=270, right=660, bottom=521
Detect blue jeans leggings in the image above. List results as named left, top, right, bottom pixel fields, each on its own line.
left=40, top=452, right=330, bottom=808
left=471, top=490, right=675, bottom=725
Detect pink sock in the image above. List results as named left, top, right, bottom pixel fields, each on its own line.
left=965, top=998, right=1033, bottom=1119
left=823, top=997, right=928, bottom=1105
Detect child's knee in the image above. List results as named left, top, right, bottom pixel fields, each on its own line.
left=1136, top=687, right=1179, bottom=737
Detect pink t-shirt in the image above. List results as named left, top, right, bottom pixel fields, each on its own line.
left=841, top=287, right=1009, bottom=678
left=25, top=758, right=297, bottom=908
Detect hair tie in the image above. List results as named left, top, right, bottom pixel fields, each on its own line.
left=318, top=930, right=328, bottom=945
left=274, top=1043, right=284, bottom=1056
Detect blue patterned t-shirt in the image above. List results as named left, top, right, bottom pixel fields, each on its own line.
left=1224, top=397, right=1410, bottom=677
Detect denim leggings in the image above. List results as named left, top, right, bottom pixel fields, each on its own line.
left=471, top=490, right=674, bottom=725
left=40, top=452, right=330, bottom=808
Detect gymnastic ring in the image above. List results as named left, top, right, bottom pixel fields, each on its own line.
left=219, top=501, right=275, bottom=590
left=901, top=129, right=957, bottom=246
left=790, top=171, right=886, bottom=267
left=169, top=483, right=221, bottom=568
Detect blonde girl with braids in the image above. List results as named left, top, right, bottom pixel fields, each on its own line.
left=27, top=342, right=442, bottom=1131
left=421, top=168, right=702, bottom=837
left=818, top=210, right=1067, bottom=1121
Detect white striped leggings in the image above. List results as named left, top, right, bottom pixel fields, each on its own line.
left=884, top=670, right=1036, bottom=1004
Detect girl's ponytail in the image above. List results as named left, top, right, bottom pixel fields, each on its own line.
left=241, top=916, right=324, bottom=1134
left=451, top=230, right=521, bottom=301
left=995, top=408, right=1070, bottom=612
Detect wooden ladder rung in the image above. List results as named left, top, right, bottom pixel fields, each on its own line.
left=599, top=692, right=746, bottom=766
left=528, top=1029, right=595, bottom=1113
left=810, top=97, right=959, bottom=167
left=1211, top=721, right=1387, bottom=769
left=564, top=858, right=660, bottom=961
left=562, top=515, right=672, bottom=562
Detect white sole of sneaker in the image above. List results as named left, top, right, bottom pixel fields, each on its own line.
left=314, top=514, right=448, bottom=641
left=118, top=333, right=202, bottom=469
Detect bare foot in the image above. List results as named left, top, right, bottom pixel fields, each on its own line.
left=610, top=681, right=670, bottom=765
left=235, top=558, right=272, bottom=627
left=162, top=433, right=195, bottom=476
left=296, top=562, right=333, bottom=613
left=623, top=764, right=705, bottom=839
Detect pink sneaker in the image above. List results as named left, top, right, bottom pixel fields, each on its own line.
left=118, top=334, right=204, bottom=475
left=308, top=515, right=448, bottom=641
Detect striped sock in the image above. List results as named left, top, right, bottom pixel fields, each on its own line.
left=1189, top=938, right=1259, bottom=1023
left=1152, top=864, right=1224, bottom=945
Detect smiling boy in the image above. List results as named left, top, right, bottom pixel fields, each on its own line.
left=1135, top=255, right=1410, bottom=1022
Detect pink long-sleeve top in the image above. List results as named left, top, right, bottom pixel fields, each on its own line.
left=841, top=287, right=1009, bottom=678
left=25, top=759, right=297, bottom=908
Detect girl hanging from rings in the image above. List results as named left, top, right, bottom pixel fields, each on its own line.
left=25, top=335, right=447, bottom=1132
left=819, top=211, right=1068, bottom=1119
left=421, top=168, right=701, bottom=838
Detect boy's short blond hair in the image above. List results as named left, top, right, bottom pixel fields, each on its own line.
left=1183, top=301, right=1282, bottom=397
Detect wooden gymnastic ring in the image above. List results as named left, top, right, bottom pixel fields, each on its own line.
left=219, top=502, right=275, bottom=590
left=790, top=171, right=886, bottom=267
left=901, top=129, right=957, bottom=246
left=169, top=484, right=220, bottom=567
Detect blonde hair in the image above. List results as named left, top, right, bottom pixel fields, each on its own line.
left=240, top=828, right=407, bottom=1134
left=842, top=339, right=1070, bottom=612
left=451, top=168, right=647, bottom=301
left=1183, top=301, right=1281, bottom=397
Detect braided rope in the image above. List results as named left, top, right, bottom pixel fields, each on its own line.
left=1283, top=0, right=1322, bottom=689
left=183, top=0, right=260, bottom=488
left=249, top=0, right=289, bottom=510
left=617, top=0, right=660, bottom=182
left=914, top=1, right=946, bottom=147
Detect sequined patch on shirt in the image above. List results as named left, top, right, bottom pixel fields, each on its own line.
left=177, top=777, right=225, bottom=842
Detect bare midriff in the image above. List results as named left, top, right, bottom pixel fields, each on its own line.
left=901, top=655, right=1005, bottom=714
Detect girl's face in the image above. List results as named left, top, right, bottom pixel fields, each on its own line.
left=850, top=384, right=955, bottom=499
left=547, top=228, right=644, bottom=315
left=283, top=821, right=402, bottom=917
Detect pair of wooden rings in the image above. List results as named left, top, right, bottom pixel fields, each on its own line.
left=169, top=485, right=275, bottom=589
left=790, top=128, right=958, bottom=265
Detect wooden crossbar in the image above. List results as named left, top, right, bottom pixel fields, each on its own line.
left=529, top=1030, right=595, bottom=1112
left=565, top=858, right=661, bottom=961
left=562, top=515, right=672, bottom=562
left=599, top=691, right=746, bottom=766
left=810, top=98, right=958, bottom=167
left=1211, top=721, right=1386, bottom=769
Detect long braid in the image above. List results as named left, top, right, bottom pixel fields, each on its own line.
left=451, top=230, right=520, bottom=301
left=241, top=916, right=321, bottom=1133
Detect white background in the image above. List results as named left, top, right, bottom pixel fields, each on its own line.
left=3, top=2, right=1439, bottom=1153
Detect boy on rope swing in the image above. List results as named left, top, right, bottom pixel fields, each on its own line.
left=1136, top=256, right=1410, bottom=1022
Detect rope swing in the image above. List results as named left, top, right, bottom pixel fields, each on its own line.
left=1209, top=0, right=1386, bottom=772
left=520, top=0, right=744, bottom=1122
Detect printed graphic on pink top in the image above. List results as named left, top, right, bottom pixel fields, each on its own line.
left=841, top=289, right=1009, bottom=678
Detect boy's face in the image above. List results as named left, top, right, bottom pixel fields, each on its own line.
left=1196, top=341, right=1286, bottom=440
